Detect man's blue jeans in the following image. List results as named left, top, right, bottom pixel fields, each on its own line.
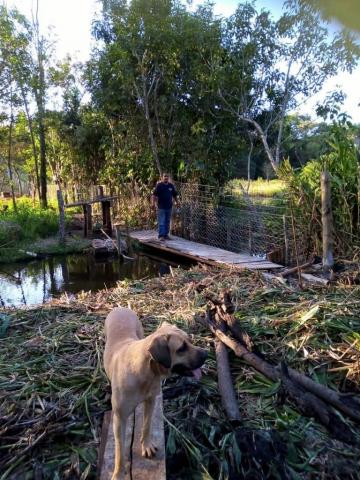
left=158, top=208, right=172, bottom=238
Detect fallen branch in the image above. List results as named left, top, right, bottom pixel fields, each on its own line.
left=280, top=258, right=314, bottom=278
left=100, top=228, right=134, bottom=260
left=207, top=313, right=355, bottom=443
left=209, top=290, right=360, bottom=424
left=278, top=363, right=355, bottom=444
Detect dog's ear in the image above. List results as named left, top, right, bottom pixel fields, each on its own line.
left=148, top=335, right=171, bottom=369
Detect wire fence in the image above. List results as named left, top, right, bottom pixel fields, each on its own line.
left=50, top=181, right=313, bottom=266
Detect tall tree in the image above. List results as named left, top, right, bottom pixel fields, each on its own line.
left=217, top=1, right=359, bottom=173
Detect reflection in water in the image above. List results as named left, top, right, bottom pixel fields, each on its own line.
left=0, top=253, right=185, bottom=307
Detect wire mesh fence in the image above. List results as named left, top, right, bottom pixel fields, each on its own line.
left=51, top=181, right=314, bottom=266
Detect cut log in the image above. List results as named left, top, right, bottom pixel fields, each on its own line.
left=214, top=339, right=241, bottom=421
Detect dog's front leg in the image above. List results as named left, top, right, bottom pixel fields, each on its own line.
left=112, top=410, right=128, bottom=480
left=141, top=395, right=158, bottom=458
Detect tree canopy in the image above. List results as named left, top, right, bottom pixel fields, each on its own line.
left=0, top=0, right=358, bottom=203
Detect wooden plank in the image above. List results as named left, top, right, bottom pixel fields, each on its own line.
left=65, top=196, right=118, bottom=208
left=129, top=230, right=282, bottom=270
left=98, top=393, right=166, bottom=480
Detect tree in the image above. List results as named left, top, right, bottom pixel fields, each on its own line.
left=88, top=0, right=237, bottom=183
left=216, top=1, right=359, bottom=173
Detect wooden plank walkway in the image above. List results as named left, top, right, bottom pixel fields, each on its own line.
left=129, top=230, right=282, bottom=270
left=98, top=393, right=166, bottom=480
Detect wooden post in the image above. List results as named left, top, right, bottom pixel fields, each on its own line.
left=321, top=170, right=334, bottom=273
left=102, top=200, right=112, bottom=236
left=97, top=185, right=104, bottom=198
left=83, top=203, right=92, bottom=238
left=57, top=189, right=66, bottom=245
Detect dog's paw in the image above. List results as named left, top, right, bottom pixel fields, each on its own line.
left=141, top=440, right=158, bottom=458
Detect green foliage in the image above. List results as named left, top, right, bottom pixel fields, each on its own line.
left=279, top=118, right=360, bottom=254
left=0, top=197, right=59, bottom=244
left=227, top=179, right=286, bottom=198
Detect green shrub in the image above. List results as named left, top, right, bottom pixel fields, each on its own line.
left=0, top=197, right=60, bottom=245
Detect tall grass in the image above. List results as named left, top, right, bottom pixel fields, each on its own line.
left=0, top=197, right=59, bottom=245
left=278, top=120, right=359, bottom=256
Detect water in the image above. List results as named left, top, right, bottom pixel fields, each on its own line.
left=0, top=252, right=189, bottom=307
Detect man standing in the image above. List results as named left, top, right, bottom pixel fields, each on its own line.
left=151, top=173, right=179, bottom=241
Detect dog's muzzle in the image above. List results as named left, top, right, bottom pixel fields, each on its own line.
left=171, top=349, right=207, bottom=380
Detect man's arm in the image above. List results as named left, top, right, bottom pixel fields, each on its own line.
left=151, top=184, right=159, bottom=207
left=172, top=185, right=179, bottom=206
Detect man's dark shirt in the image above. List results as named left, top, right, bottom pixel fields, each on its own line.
left=153, top=182, right=178, bottom=209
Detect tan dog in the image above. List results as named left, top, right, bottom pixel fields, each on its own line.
left=104, top=307, right=207, bottom=480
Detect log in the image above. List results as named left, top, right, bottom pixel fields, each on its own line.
left=207, top=317, right=356, bottom=443
left=286, top=366, right=360, bottom=423
left=301, top=273, right=329, bottom=286
left=279, top=363, right=355, bottom=444
left=208, top=292, right=360, bottom=425
left=214, top=339, right=241, bottom=421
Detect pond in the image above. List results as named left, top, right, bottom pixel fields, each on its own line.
left=0, top=252, right=191, bottom=307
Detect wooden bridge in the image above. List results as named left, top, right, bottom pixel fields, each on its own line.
left=129, top=230, right=282, bottom=270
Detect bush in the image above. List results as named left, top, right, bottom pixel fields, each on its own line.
left=0, top=198, right=60, bottom=245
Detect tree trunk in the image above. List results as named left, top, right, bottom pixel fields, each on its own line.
left=7, top=103, right=16, bottom=212
left=34, top=0, right=47, bottom=209
left=142, top=77, right=162, bottom=176
left=57, top=188, right=66, bottom=245
left=321, top=170, right=334, bottom=272
left=19, top=82, right=41, bottom=202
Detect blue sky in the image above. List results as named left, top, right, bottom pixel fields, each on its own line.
left=5, top=0, right=360, bottom=122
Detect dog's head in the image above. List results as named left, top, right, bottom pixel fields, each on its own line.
left=148, top=322, right=207, bottom=380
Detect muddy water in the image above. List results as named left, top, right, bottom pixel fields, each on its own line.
left=0, top=252, right=189, bottom=307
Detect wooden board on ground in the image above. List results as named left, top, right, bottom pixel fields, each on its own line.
left=98, top=392, right=166, bottom=480
left=129, top=230, right=282, bottom=270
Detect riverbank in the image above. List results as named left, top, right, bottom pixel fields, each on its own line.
left=0, top=266, right=359, bottom=479
left=0, top=236, right=92, bottom=263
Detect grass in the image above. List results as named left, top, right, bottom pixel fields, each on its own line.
left=0, top=198, right=87, bottom=263
left=227, top=179, right=287, bottom=198
left=0, top=197, right=60, bottom=245
left=0, top=266, right=359, bottom=479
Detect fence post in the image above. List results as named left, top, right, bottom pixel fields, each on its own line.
left=321, top=170, right=334, bottom=272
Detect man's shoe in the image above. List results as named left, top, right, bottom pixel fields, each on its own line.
left=159, top=236, right=165, bottom=242
left=164, top=235, right=172, bottom=240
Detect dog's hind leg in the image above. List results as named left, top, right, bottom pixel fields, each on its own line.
left=141, top=395, right=158, bottom=458
left=112, top=410, right=128, bottom=480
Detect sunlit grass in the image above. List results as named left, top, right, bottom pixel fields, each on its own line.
left=227, top=178, right=287, bottom=197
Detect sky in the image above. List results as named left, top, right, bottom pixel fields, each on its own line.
left=3, top=0, right=360, bottom=122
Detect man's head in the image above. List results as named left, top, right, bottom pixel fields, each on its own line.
left=162, top=173, right=170, bottom=184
